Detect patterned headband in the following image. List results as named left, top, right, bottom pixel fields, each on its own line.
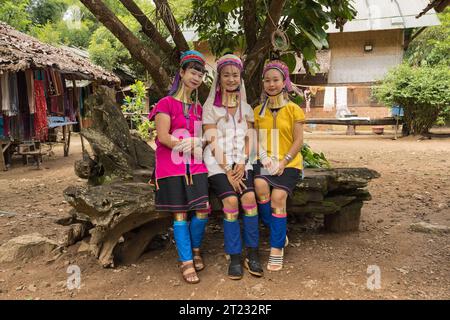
left=168, top=50, right=206, bottom=95
left=262, top=60, right=294, bottom=92
left=217, top=54, right=243, bottom=72
left=180, top=50, right=206, bottom=67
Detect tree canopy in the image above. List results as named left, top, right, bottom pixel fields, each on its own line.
left=375, top=8, right=450, bottom=134
left=1, top=1, right=356, bottom=102
left=76, top=0, right=356, bottom=102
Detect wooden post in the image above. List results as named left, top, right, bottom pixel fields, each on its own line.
left=73, top=80, right=87, bottom=158
left=0, top=141, right=9, bottom=171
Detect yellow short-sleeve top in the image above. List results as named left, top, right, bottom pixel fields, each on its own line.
left=254, top=101, right=305, bottom=170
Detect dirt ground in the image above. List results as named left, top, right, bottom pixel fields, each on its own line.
left=0, top=131, right=449, bottom=300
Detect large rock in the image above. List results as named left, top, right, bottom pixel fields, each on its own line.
left=0, top=233, right=59, bottom=263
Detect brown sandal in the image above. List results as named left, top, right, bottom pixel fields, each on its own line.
left=192, top=248, right=205, bottom=271
left=180, top=261, right=200, bottom=284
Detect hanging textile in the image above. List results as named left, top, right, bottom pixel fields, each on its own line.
left=335, top=86, right=351, bottom=118
left=310, top=86, right=319, bottom=95
left=80, top=87, right=87, bottom=118
left=9, top=73, right=19, bottom=116
left=304, top=88, right=311, bottom=113
left=34, top=80, right=48, bottom=141
left=61, top=75, right=73, bottom=120
left=67, top=88, right=77, bottom=122
left=17, top=72, right=31, bottom=140
left=1, top=72, right=11, bottom=114
left=2, top=115, right=9, bottom=137
left=57, top=95, right=64, bottom=114
left=323, top=86, right=335, bottom=112
left=45, top=69, right=57, bottom=96
left=9, top=116, right=20, bottom=140
left=25, top=70, right=35, bottom=114
left=0, top=74, right=3, bottom=116
left=56, top=72, right=64, bottom=96
left=50, top=96, right=59, bottom=113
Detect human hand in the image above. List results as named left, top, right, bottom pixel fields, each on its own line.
left=274, top=159, right=287, bottom=176
left=173, top=137, right=201, bottom=153
left=232, top=164, right=245, bottom=181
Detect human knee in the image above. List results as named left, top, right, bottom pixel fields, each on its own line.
left=254, top=180, right=270, bottom=200
left=240, top=192, right=256, bottom=206
left=271, top=192, right=287, bottom=207
left=222, top=196, right=239, bottom=210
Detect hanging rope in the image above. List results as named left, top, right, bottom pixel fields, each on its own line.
left=263, top=0, right=290, bottom=52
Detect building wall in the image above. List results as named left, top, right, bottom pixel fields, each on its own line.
left=328, top=29, right=404, bottom=84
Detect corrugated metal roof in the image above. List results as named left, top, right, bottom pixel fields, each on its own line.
left=327, top=0, right=440, bottom=33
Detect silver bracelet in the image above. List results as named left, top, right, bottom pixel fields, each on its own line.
left=259, top=150, right=268, bottom=160
left=284, top=153, right=293, bottom=162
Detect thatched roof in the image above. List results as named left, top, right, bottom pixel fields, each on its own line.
left=0, top=22, right=119, bottom=85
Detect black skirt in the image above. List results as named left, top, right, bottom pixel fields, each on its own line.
left=208, top=170, right=255, bottom=200
left=253, top=161, right=300, bottom=195
left=154, top=173, right=210, bottom=212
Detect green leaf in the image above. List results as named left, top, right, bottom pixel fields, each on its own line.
left=299, top=26, right=325, bottom=49
left=281, top=53, right=297, bottom=73
left=302, top=45, right=316, bottom=61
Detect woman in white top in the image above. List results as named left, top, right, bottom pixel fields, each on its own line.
left=203, top=54, right=262, bottom=280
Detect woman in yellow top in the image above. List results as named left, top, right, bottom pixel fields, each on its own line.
left=253, top=60, right=305, bottom=271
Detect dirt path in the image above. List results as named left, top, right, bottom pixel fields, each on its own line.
left=0, top=133, right=449, bottom=300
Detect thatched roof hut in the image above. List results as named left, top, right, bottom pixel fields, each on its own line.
left=0, top=22, right=119, bottom=85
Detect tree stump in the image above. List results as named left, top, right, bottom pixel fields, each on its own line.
left=64, top=86, right=167, bottom=267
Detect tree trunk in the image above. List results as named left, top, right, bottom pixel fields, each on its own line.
left=79, top=0, right=171, bottom=96
left=154, top=0, right=190, bottom=52
left=243, top=0, right=258, bottom=52
left=118, top=0, right=178, bottom=66
left=243, top=0, right=286, bottom=104
left=74, top=86, right=154, bottom=184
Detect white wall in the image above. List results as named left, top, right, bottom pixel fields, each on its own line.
left=327, top=29, right=404, bottom=84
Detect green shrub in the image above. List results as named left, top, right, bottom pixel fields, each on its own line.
left=374, top=64, right=450, bottom=134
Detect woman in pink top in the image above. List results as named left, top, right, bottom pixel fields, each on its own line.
left=149, top=51, right=209, bottom=284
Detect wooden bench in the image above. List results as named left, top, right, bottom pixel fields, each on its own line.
left=47, top=116, right=78, bottom=156
left=305, top=116, right=404, bottom=137
left=16, top=140, right=50, bottom=169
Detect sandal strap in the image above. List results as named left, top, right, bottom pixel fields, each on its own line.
left=180, top=262, right=196, bottom=273
left=268, top=255, right=284, bottom=265
left=268, top=248, right=284, bottom=266
left=180, top=262, right=199, bottom=283
left=192, top=250, right=204, bottom=270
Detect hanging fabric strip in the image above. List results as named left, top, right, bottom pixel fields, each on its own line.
left=0, top=72, right=10, bottom=114
left=34, top=80, right=48, bottom=141
left=335, top=86, right=351, bottom=118
left=8, top=73, right=19, bottom=116
left=25, top=69, right=35, bottom=114
left=323, top=87, right=335, bottom=112
left=17, top=72, right=31, bottom=140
